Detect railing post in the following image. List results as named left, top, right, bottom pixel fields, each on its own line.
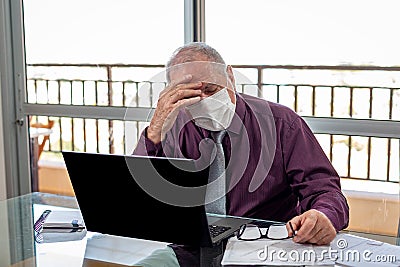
left=106, top=65, right=114, bottom=154
left=257, top=66, right=262, bottom=98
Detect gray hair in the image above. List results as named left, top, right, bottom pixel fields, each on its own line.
left=166, top=42, right=226, bottom=68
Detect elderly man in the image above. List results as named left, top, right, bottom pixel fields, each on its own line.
left=133, top=42, right=349, bottom=266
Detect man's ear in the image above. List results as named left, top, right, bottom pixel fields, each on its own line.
left=226, top=65, right=236, bottom=91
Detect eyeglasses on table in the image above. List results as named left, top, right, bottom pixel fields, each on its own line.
left=237, top=221, right=296, bottom=241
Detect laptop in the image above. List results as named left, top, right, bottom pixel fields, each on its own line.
left=62, top=151, right=256, bottom=247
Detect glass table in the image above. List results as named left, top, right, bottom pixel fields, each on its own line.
left=0, top=192, right=399, bottom=267
left=0, top=192, right=171, bottom=267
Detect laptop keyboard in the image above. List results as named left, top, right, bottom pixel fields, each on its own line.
left=209, top=225, right=231, bottom=238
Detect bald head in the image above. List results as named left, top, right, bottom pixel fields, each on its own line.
left=165, top=42, right=236, bottom=104
left=166, top=42, right=226, bottom=68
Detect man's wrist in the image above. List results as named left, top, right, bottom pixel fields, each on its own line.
left=146, top=125, right=161, bottom=144
left=313, top=208, right=340, bottom=232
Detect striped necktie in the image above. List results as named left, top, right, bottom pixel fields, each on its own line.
left=205, top=130, right=227, bottom=215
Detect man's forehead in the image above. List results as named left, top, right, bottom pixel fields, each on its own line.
left=168, top=61, right=228, bottom=85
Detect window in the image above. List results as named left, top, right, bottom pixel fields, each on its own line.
left=23, top=0, right=183, bottom=194
left=17, top=0, right=400, bottom=197
left=206, top=0, right=400, bottom=186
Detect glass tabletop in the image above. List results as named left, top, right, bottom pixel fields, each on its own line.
left=0, top=192, right=399, bottom=267
left=0, top=192, right=170, bottom=267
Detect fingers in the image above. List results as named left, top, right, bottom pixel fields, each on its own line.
left=147, top=77, right=203, bottom=144
left=168, top=85, right=202, bottom=104
left=169, top=74, right=193, bottom=88
left=293, top=211, right=318, bottom=243
left=314, top=232, right=336, bottom=245
left=160, top=74, right=193, bottom=97
left=160, top=80, right=202, bottom=105
left=175, top=96, right=202, bottom=108
left=285, top=221, right=297, bottom=238
left=308, top=223, right=336, bottom=245
left=288, top=214, right=302, bottom=232
left=288, top=209, right=337, bottom=245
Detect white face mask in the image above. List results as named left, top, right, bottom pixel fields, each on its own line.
left=185, top=88, right=236, bottom=131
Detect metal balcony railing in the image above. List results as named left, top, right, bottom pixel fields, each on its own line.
left=26, top=63, right=400, bottom=183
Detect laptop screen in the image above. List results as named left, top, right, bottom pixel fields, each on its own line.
left=62, top=151, right=210, bottom=246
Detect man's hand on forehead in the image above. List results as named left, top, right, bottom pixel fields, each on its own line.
left=168, top=61, right=229, bottom=88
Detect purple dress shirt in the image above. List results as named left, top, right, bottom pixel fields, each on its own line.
left=133, top=92, right=349, bottom=265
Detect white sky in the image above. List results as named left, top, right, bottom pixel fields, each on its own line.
left=23, top=0, right=400, bottom=66
left=207, top=0, right=400, bottom=65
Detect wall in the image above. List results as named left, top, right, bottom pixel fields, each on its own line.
left=38, top=162, right=74, bottom=196
left=344, top=190, right=399, bottom=236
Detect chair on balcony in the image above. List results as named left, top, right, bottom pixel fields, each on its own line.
left=29, top=119, right=55, bottom=159
left=29, top=119, right=55, bottom=192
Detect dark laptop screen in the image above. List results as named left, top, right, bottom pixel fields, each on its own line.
left=62, top=151, right=210, bottom=246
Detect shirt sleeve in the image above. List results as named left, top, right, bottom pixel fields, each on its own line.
left=132, top=127, right=165, bottom=157
left=283, top=117, right=350, bottom=231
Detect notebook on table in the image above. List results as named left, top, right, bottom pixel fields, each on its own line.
left=62, top=151, right=257, bottom=247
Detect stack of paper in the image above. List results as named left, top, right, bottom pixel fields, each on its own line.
left=221, top=233, right=400, bottom=266
left=332, top=233, right=400, bottom=267
left=222, top=237, right=334, bottom=266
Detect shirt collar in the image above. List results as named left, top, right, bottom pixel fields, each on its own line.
left=226, top=92, right=246, bottom=135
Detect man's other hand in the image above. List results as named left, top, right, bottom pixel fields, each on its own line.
left=287, top=209, right=336, bottom=245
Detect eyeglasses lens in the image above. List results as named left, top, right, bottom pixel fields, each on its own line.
left=239, top=224, right=261, bottom=240
left=267, top=224, right=289, bottom=239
